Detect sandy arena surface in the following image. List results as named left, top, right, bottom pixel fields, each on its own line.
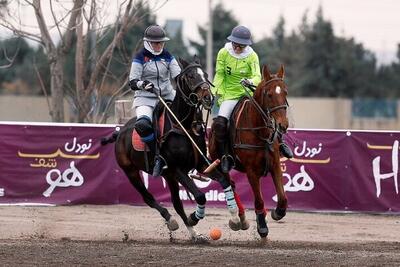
left=0, top=204, right=399, bottom=266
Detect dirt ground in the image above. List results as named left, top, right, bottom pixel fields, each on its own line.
left=0, top=205, right=399, bottom=266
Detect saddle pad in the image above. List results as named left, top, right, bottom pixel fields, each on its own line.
left=131, top=111, right=166, bottom=152
left=132, top=130, right=147, bottom=151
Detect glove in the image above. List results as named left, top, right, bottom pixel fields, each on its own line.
left=240, top=78, right=253, bottom=87
left=136, top=80, right=154, bottom=92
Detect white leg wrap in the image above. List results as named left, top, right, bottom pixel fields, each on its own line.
left=224, top=186, right=238, bottom=213
left=195, top=204, right=205, bottom=220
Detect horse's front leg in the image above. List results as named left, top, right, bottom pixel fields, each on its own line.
left=174, top=169, right=207, bottom=227
left=246, top=170, right=269, bottom=238
left=205, top=168, right=242, bottom=231
left=269, top=159, right=288, bottom=221
left=230, top=179, right=250, bottom=230
left=164, top=172, right=207, bottom=242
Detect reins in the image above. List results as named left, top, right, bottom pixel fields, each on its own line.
left=175, top=63, right=214, bottom=108
left=155, top=63, right=216, bottom=169
left=237, top=78, right=289, bottom=148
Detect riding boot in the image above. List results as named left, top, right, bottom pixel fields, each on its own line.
left=278, top=135, right=293, bottom=158
left=152, top=155, right=167, bottom=177
left=146, top=139, right=168, bottom=177
left=221, top=150, right=235, bottom=174
left=213, top=116, right=235, bottom=173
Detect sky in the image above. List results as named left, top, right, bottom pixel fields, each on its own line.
left=152, top=0, right=400, bottom=65
left=1, top=0, right=399, bottom=65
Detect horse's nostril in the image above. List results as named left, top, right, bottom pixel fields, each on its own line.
left=279, top=123, right=288, bottom=133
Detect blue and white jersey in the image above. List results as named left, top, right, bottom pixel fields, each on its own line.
left=129, top=48, right=181, bottom=108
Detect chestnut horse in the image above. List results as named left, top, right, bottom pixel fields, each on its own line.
left=209, top=65, right=289, bottom=238
left=102, top=57, right=241, bottom=240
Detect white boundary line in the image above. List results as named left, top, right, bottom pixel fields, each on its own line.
left=1, top=121, right=400, bottom=133
left=0, top=203, right=56, bottom=206
left=0, top=121, right=118, bottom=128
left=290, top=127, right=400, bottom=133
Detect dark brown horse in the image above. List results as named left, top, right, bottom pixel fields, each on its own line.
left=102, top=57, right=241, bottom=240
left=209, top=65, right=289, bottom=238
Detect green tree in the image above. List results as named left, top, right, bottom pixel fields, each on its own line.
left=254, top=16, right=305, bottom=96
left=300, top=7, right=338, bottom=96
left=376, top=44, right=400, bottom=98
left=165, top=26, right=190, bottom=61
left=190, top=3, right=238, bottom=69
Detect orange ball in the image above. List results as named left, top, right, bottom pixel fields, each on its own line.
left=209, top=228, right=222, bottom=240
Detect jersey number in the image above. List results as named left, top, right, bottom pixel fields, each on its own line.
left=226, top=66, right=232, bottom=75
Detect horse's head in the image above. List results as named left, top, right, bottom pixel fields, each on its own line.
left=176, top=56, right=213, bottom=110
left=254, top=65, right=289, bottom=134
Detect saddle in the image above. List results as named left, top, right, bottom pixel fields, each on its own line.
left=131, top=102, right=168, bottom=151
left=226, top=97, right=250, bottom=171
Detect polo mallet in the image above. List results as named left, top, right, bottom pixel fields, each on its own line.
left=153, top=91, right=220, bottom=176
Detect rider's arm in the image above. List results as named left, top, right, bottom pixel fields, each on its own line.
left=212, top=48, right=225, bottom=95
left=247, top=52, right=261, bottom=86
left=169, top=57, right=181, bottom=80
left=129, top=56, right=144, bottom=90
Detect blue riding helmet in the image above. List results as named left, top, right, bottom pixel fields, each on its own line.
left=227, top=25, right=252, bottom=46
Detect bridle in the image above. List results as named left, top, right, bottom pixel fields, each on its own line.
left=175, top=63, right=214, bottom=110
left=232, top=77, right=290, bottom=175
left=258, top=78, right=289, bottom=115
left=237, top=77, right=289, bottom=150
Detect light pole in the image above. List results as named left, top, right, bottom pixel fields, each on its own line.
left=206, top=0, right=213, bottom=81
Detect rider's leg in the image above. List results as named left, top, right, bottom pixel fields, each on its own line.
left=135, top=106, right=167, bottom=176
left=213, top=100, right=238, bottom=173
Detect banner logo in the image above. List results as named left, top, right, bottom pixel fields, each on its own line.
left=17, top=137, right=99, bottom=197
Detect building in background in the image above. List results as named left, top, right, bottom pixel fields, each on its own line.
left=165, top=19, right=183, bottom=38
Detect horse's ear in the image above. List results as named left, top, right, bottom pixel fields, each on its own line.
left=277, top=64, right=285, bottom=79
left=178, top=57, right=189, bottom=68
left=193, top=54, right=201, bottom=64
left=262, top=65, right=272, bottom=80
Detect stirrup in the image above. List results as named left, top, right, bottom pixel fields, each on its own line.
left=221, top=154, right=235, bottom=174
left=152, top=155, right=168, bottom=177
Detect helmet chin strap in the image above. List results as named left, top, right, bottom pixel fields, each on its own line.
left=144, top=41, right=163, bottom=55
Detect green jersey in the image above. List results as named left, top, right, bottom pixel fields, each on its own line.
left=212, top=43, right=261, bottom=106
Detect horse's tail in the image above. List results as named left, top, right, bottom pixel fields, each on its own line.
left=101, top=131, right=119, bottom=145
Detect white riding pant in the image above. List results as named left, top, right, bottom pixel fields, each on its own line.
left=218, top=100, right=239, bottom=119
left=135, top=105, right=154, bottom=122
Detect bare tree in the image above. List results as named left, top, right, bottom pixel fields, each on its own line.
left=0, top=40, right=19, bottom=69
left=0, top=0, right=8, bottom=17
left=0, top=0, right=167, bottom=122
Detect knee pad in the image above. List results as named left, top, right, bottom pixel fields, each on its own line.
left=212, top=116, right=228, bottom=141
left=135, top=116, right=154, bottom=142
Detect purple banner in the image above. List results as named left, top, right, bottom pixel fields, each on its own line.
left=0, top=122, right=399, bottom=213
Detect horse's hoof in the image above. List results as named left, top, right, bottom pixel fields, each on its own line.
left=239, top=215, right=250, bottom=230
left=191, top=234, right=210, bottom=244
left=257, top=226, right=269, bottom=238
left=271, top=207, right=286, bottom=221
left=228, top=218, right=241, bottom=231
left=187, top=213, right=199, bottom=227
left=166, top=218, right=179, bottom=231
left=256, top=212, right=269, bottom=237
